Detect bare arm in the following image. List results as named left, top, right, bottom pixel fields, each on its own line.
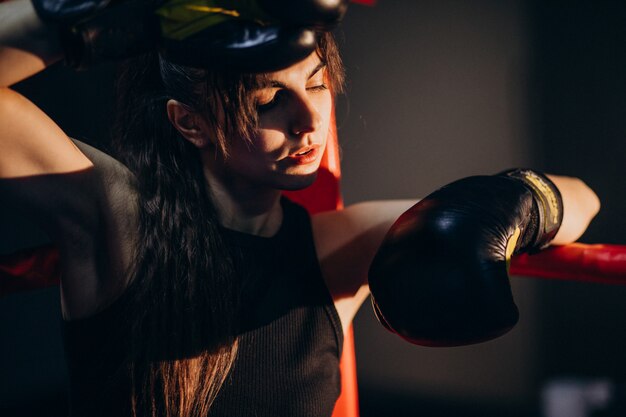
left=312, top=199, right=416, bottom=333
left=0, top=0, right=91, bottom=180
left=0, top=88, right=137, bottom=319
left=0, top=1, right=138, bottom=318
left=548, top=174, right=601, bottom=245
left=313, top=174, right=600, bottom=331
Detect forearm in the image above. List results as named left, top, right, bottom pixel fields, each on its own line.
left=547, top=174, right=600, bottom=245
left=0, top=0, right=63, bottom=87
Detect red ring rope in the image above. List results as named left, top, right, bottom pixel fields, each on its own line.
left=510, top=243, right=626, bottom=285
left=3, top=243, right=626, bottom=297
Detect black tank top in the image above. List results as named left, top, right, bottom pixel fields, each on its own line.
left=62, top=198, right=343, bottom=417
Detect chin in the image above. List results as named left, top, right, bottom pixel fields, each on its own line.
left=279, top=171, right=319, bottom=191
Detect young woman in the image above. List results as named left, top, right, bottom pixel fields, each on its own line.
left=0, top=0, right=601, bottom=416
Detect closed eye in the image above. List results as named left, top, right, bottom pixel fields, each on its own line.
left=256, top=89, right=286, bottom=113
left=307, top=84, right=328, bottom=93
left=256, top=82, right=327, bottom=113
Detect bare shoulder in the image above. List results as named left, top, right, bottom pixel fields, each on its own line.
left=311, top=199, right=417, bottom=332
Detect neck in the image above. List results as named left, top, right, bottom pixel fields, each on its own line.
left=202, top=162, right=283, bottom=238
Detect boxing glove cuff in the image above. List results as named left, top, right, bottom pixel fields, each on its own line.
left=499, top=169, right=563, bottom=250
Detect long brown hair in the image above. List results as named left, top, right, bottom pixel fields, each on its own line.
left=111, top=31, right=344, bottom=417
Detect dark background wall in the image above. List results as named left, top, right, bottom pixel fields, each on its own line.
left=2, top=1, right=626, bottom=416
left=334, top=1, right=626, bottom=416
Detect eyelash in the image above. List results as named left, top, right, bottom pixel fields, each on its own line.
left=256, top=91, right=284, bottom=113
left=307, top=83, right=328, bottom=93
left=256, top=84, right=328, bottom=113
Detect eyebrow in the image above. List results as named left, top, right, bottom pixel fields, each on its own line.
left=307, top=61, right=327, bottom=80
left=260, top=62, right=327, bottom=89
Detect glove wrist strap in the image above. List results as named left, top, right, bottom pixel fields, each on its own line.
left=499, top=168, right=564, bottom=250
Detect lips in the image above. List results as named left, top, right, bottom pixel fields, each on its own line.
left=286, top=144, right=321, bottom=165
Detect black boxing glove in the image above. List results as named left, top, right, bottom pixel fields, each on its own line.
left=368, top=169, right=563, bottom=347
left=193, top=0, right=348, bottom=29
left=156, top=0, right=348, bottom=71
left=32, top=0, right=347, bottom=71
left=156, top=15, right=318, bottom=72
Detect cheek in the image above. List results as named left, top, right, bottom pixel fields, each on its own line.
left=315, top=88, right=333, bottom=118
left=247, top=128, right=286, bottom=155
left=319, top=99, right=333, bottom=140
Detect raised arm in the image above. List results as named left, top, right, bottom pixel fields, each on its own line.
left=0, top=1, right=133, bottom=318
left=0, top=0, right=96, bottom=240
left=0, top=0, right=91, bottom=178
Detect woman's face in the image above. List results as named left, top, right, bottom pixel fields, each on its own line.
left=215, top=52, right=333, bottom=192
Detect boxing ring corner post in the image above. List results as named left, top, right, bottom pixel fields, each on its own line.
left=283, top=105, right=361, bottom=417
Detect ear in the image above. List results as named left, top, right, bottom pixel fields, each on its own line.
left=166, top=99, right=212, bottom=148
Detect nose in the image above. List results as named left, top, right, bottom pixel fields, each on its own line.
left=289, top=94, right=322, bottom=138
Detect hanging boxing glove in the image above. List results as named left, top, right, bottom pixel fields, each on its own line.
left=190, top=0, right=348, bottom=29
left=31, top=0, right=347, bottom=71
left=156, top=14, right=318, bottom=72
left=368, top=169, right=563, bottom=347
left=155, top=0, right=348, bottom=71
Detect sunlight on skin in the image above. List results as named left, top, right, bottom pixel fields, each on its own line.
left=0, top=88, right=94, bottom=179
left=548, top=174, right=601, bottom=245
left=0, top=47, right=49, bottom=87
left=0, top=0, right=63, bottom=87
